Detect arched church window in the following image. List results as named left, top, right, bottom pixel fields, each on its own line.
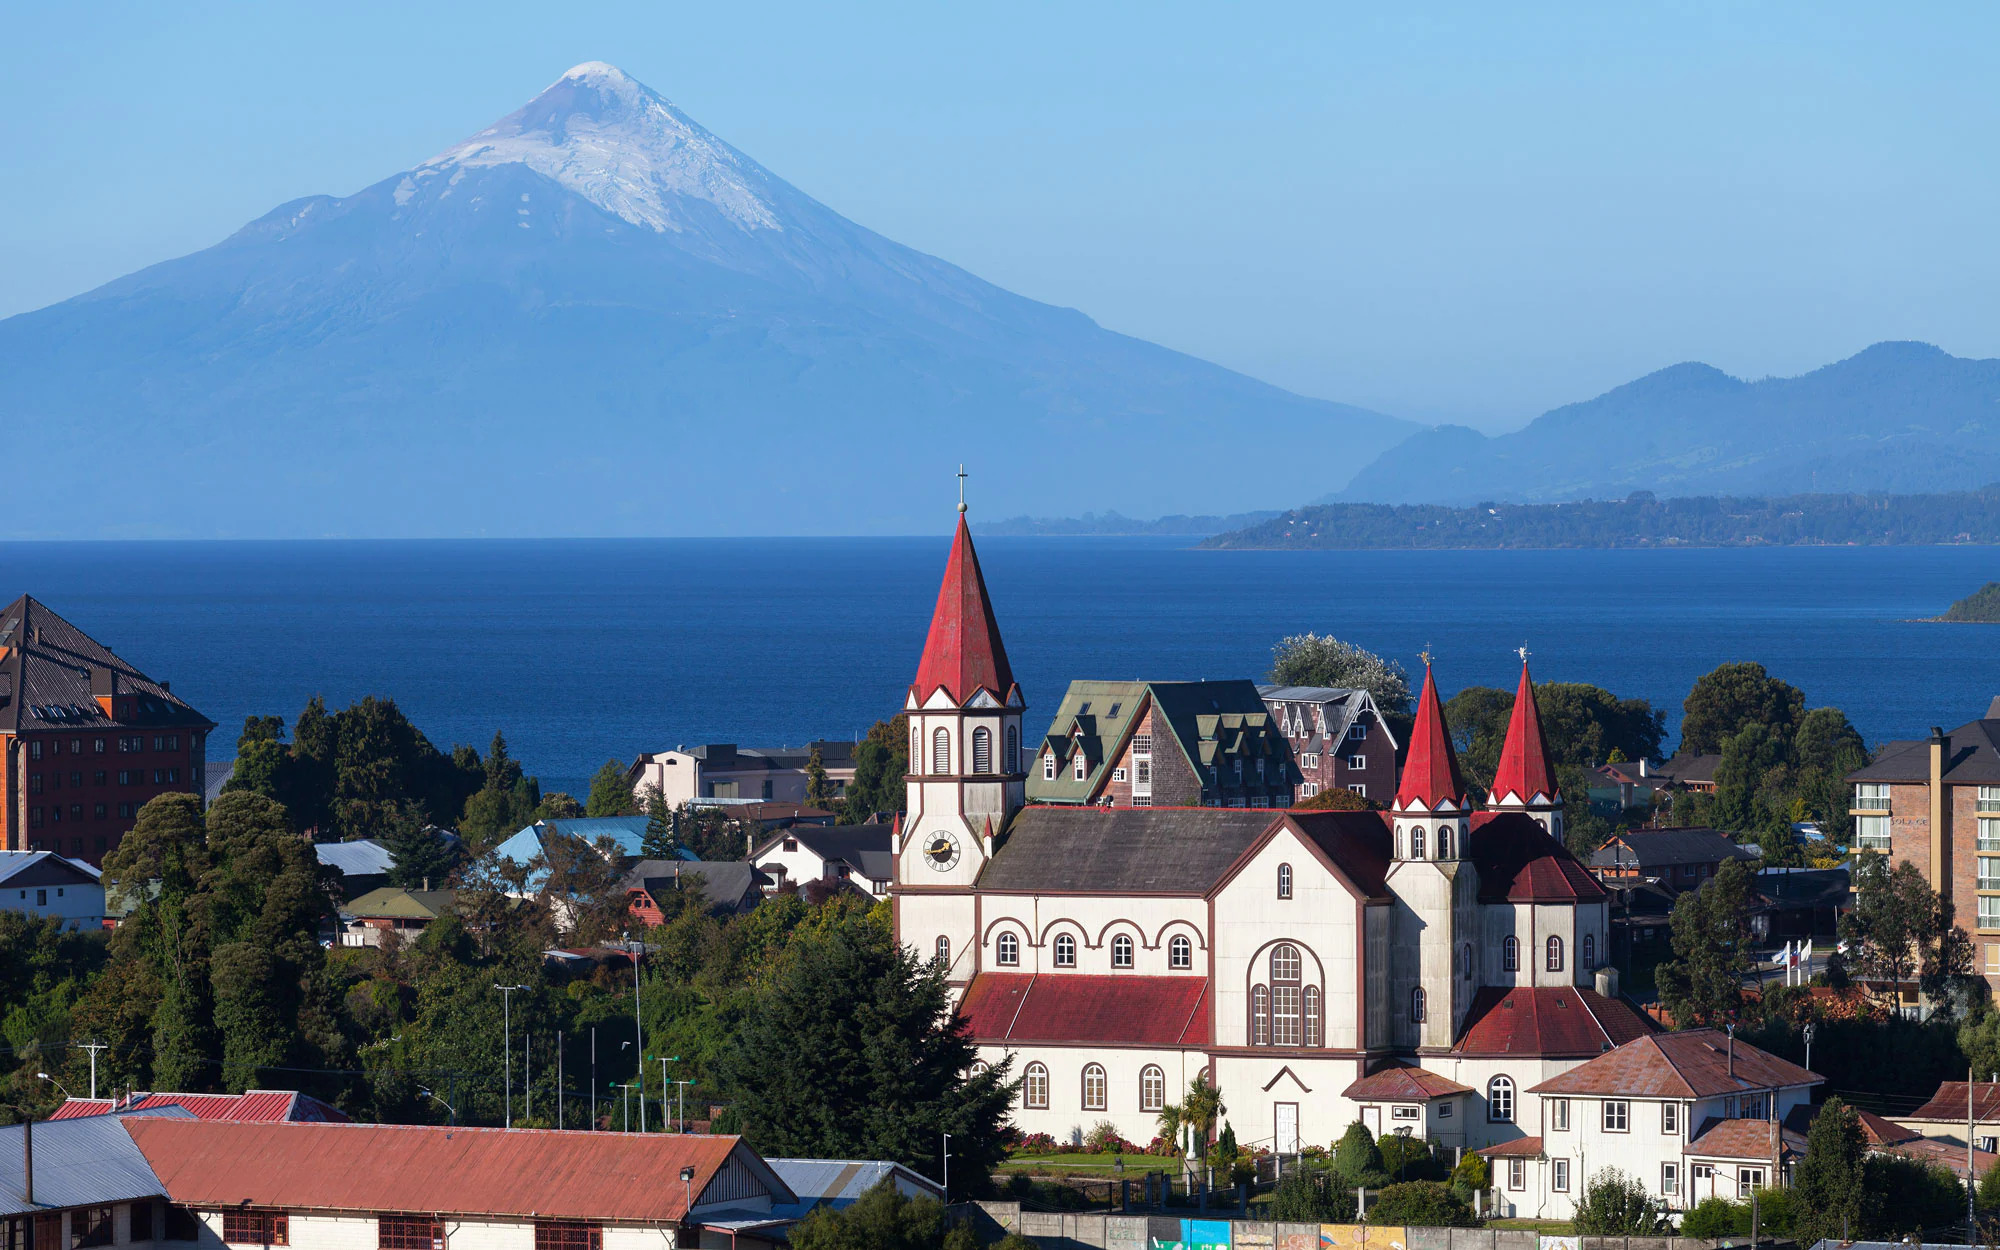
left=996, top=932, right=1019, bottom=965
left=1054, top=934, right=1076, bottom=967
left=1437, top=826, right=1452, bottom=859
left=1169, top=935, right=1192, bottom=969
left=1277, top=863, right=1293, bottom=899
left=1271, top=944, right=1302, bottom=1046
left=1546, top=935, right=1564, bottom=972
left=1503, top=936, right=1519, bottom=971
left=935, top=935, right=950, bottom=966
left=932, top=727, right=951, bottom=775
left=1140, top=1065, right=1166, bottom=1112
left=1410, top=827, right=1425, bottom=860
left=1581, top=933, right=1596, bottom=970
left=1024, top=1063, right=1049, bottom=1109
left=1488, top=1076, right=1514, bottom=1122
left=1303, top=986, right=1322, bottom=1047
left=1251, top=984, right=1270, bottom=1046
left=1112, top=935, right=1134, bottom=968
left=1082, top=1063, right=1107, bottom=1111
left=1410, top=986, right=1426, bottom=1023
left=1006, top=726, right=1019, bottom=774
left=972, top=727, right=992, bottom=774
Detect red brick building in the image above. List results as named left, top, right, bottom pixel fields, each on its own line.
left=0, top=596, right=213, bottom=865
left=1259, top=683, right=1399, bottom=804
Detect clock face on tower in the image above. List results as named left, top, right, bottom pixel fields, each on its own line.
left=924, top=830, right=962, bottom=871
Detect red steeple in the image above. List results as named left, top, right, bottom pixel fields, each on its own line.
left=910, top=515, right=1017, bottom=706
left=1395, top=662, right=1466, bottom=810
left=1491, top=657, right=1558, bottom=805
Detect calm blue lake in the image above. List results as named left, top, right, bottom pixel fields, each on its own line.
left=0, top=538, right=1993, bottom=796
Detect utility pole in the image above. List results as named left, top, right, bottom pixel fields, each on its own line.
left=676, top=1080, right=693, bottom=1135
left=557, top=1031, right=563, bottom=1130
left=942, top=1130, right=952, bottom=1202
left=76, top=1042, right=106, bottom=1101
left=627, top=934, right=646, bottom=1133
left=660, top=1057, right=671, bottom=1132
left=590, top=1028, right=597, bottom=1130
left=494, top=984, right=525, bottom=1127
left=525, top=1033, right=532, bottom=1122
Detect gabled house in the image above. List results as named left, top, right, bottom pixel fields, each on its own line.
left=751, top=825, right=893, bottom=897
left=1259, top=685, right=1398, bottom=804
left=623, top=859, right=768, bottom=924
left=627, top=741, right=858, bottom=806
left=338, top=888, right=455, bottom=946
left=1026, top=679, right=1295, bottom=809
left=1591, top=827, right=1757, bottom=894
left=0, top=851, right=103, bottom=929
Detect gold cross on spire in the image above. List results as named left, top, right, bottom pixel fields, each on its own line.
left=957, top=464, right=968, bottom=514
left=1418, top=644, right=1433, bottom=667
left=1517, top=644, right=1531, bottom=663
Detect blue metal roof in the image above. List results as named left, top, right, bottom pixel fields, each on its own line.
left=0, top=1106, right=190, bottom=1215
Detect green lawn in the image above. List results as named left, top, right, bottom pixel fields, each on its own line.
left=1001, top=1152, right=1175, bottom=1173
left=1486, top=1219, right=1575, bottom=1234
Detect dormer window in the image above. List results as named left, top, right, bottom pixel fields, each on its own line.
left=1073, top=754, right=1086, bottom=781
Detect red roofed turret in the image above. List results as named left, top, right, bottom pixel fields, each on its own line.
left=1394, top=662, right=1466, bottom=811
left=911, top=514, right=1018, bottom=707
left=1491, top=657, right=1558, bottom=806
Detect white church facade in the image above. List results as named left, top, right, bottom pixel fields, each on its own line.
left=890, top=511, right=1653, bottom=1168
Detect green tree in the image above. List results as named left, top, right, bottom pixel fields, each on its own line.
left=1332, top=1120, right=1388, bottom=1188
left=1679, top=1197, right=1746, bottom=1238
left=1569, top=1167, right=1666, bottom=1235
left=1793, top=707, right=1869, bottom=842
left=103, top=793, right=217, bottom=1090
left=1448, top=1151, right=1489, bottom=1204
left=1367, top=1180, right=1477, bottom=1227
left=787, top=1178, right=947, bottom=1250
left=806, top=745, right=833, bottom=807
left=641, top=785, right=680, bottom=860
left=844, top=717, right=909, bottom=817
left=586, top=760, right=635, bottom=817
left=1791, top=1098, right=1867, bottom=1247
left=1843, top=855, right=1970, bottom=1009
left=1270, top=1164, right=1357, bottom=1222
left=536, top=792, right=583, bottom=820
left=382, top=805, right=459, bottom=891
left=223, top=715, right=292, bottom=801
left=1863, top=1154, right=1964, bottom=1236
left=715, top=908, right=1016, bottom=1195
left=1680, top=661, right=1806, bottom=755
left=1978, top=1159, right=2000, bottom=1212
left=1656, top=855, right=1753, bottom=1026
left=1446, top=682, right=1665, bottom=788
left=1268, top=634, right=1412, bottom=715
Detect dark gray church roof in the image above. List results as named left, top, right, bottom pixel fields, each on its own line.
left=977, top=806, right=1280, bottom=894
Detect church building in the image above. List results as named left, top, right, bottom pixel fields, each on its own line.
left=892, top=511, right=1650, bottom=1157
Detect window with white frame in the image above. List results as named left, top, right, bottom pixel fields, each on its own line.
left=1410, top=986, right=1426, bottom=1024
left=1277, top=863, right=1293, bottom=899
left=1350, top=784, right=1365, bottom=797
left=1410, top=826, right=1425, bottom=859
left=1549, top=1098, right=1569, bottom=1131
left=996, top=932, right=1019, bottom=965
left=1082, top=1063, right=1107, bottom=1111
left=1855, top=813, right=1892, bottom=851
left=1043, top=752, right=1055, bottom=781
left=1547, top=935, right=1565, bottom=971
left=932, top=727, right=951, bottom=775
left=1984, top=786, right=2000, bottom=813
left=1169, top=935, right=1192, bottom=969
left=1074, top=752, right=1086, bottom=781
left=1853, top=782, right=1891, bottom=810
left=1603, top=1100, right=1629, bottom=1131
left=1024, top=1063, right=1048, bottom=1108
left=1982, top=897, right=2000, bottom=931
left=1304, top=986, right=1321, bottom=1047
left=1111, top=935, right=1134, bottom=968
left=1054, top=934, right=1076, bottom=967
left=1141, top=1065, right=1166, bottom=1112
left=1488, top=1076, right=1514, bottom=1123
left=1302, top=752, right=1319, bottom=769
left=1113, top=768, right=1127, bottom=782
left=1552, top=1158, right=1570, bottom=1192
left=1980, top=856, right=2000, bottom=890
left=1392, top=1106, right=1421, bottom=1121
left=1983, top=816, right=2000, bottom=852
left=972, top=727, right=992, bottom=774
left=1736, top=1167, right=1764, bottom=1198
left=1661, top=1162, right=1679, bottom=1196
left=1272, top=944, right=1303, bottom=1045
left=1348, top=755, right=1365, bottom=769
left=1507, top=1158, right=1525, bottom=1191
left=1662, top=1102, right=1679, bottom=1134
left=1252, top=985, right=1270, bottom=1046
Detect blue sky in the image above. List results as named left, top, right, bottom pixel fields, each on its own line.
left=1, top=2, right=1994, bottom=430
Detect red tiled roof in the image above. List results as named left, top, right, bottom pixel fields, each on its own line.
left=123, top=1120, right=785, bottom=1223
left=1468, top=811, right=1605, bottom=902
left=1454, top=986, right=1655, bottom=1058
left=1490, top=661, right=1557, bottom=805
left=1528, top=1028, right=1820, bottom=1097
left=1342, top=1063, right=1472, bottom=1101
left=1395, top=664, right=1466, bottom=810
left=1907, top=1081, right=2000, bottom=1123
left=1687, top=1116, right=1804, bottom=1161
left=1478, top=1137, right=1544, bottom=1158
left=50, top=1089, right=349, bottom=1123
left=910, top=516, right=1016, bottom=707
left=957, top=973, right=1208, bottom=1046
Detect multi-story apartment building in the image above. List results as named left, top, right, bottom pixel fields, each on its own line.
left=1258, top=685, right=1397, bottom=804
left=627, top=740, right=857, bottom=805
left=1847, top=698, right=2000, bottom=987
left=1027, top=679, right=1295, bottom=809
left=0, top=597, right=213, bottom=866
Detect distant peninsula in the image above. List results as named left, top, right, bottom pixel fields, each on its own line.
left=1199, top=485, right=2000, bottom=550
left=974, top=510, right=1281, bottom=537
left=1935, top=582, right=2000, bottom=622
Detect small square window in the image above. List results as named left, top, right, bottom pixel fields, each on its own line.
left=1603, top=1100, right=1629, bottom=1132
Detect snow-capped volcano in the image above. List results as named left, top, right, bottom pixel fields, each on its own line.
left=417, top=62, right=781, bottom=234
left=0, top=64, right=1412, bottom=538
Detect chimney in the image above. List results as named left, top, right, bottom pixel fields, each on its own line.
left=1930, top=727, right=1951, bottom=896
left=1594, top=966, right=1621, bottom=999
left=1727, top=1023, right=1736, bottom=1080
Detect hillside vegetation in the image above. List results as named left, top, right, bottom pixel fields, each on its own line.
left=1936, top=582, right=2000, bottom=622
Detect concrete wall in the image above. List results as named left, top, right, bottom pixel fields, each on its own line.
left=954, top=1205, right=1729, bottom=1250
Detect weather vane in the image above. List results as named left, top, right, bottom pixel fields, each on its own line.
left=957, top=464, right=968, bottom=513
left=1517, top=644, right=1531, bottom=663
left=1418, top=644, right=1433, bottom=666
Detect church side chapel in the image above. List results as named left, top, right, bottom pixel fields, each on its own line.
left=891, top=502, right=1648, bottom=1154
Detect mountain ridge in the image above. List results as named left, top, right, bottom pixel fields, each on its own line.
left=0, top=63, right=1412, bottom=539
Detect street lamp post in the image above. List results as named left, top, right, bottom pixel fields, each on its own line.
left=34, top=1072, right=71, bottom=1103
left=618, top=1082, right=636, bottom=1132
left=419, top=1087, right=457, bottom=1126
left=675, top=1080, right=693, bottom=1135
left=494, top=983, right=526, bottom=1127
left=627, top=935, right=646, bottom=1133
left=942, top=1130, right=952, bottom=1202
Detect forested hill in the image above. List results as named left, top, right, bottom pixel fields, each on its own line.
left=1199, top=485, right=2000, bottom=549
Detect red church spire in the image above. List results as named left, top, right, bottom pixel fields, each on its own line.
left=910, top=513, right=1017, bottom=706
left=1491, top=654, right=1558, bottom=805
left=1395, top=660, right=1466, bottom=810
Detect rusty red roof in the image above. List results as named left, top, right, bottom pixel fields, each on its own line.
left=123, top=1119, right=787, bottom=1223
left=1342, top=1063, right=1472, bottom=1102
left=1873, top=1135, right=1997, bottom=1181
left=911, top=516, right=1016, bottom=707
left=957, top=973, right=1209, bottom=1046
left=1906, top=1081, right=2000, bottom=1123
left=1468, top=811, right=1605, bottom=902
left=1856, top=1109, right=1917, bottom=1145
left=1395, top=663, right=1466, bottom=810
left=1687, top=1116, right=1805, bottom=1161
left=1477, top=1136, right=1544, bottom=1158
left=1454, top=986, right=1655, bottom=1058
left=50, top=1090, right=348, bottom=1123
left=1528, top=1028, right=1819, bottom=1098
left=1490, top=660, right=1557, bottom=805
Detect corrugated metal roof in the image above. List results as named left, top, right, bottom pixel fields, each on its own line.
left=0, top=1107, right=188, bottom=1214
left=315, top=839, right=395, bottom=877
left=51, top=1090, right=349, bottom=1123
left=767, top=1158, right=942, bottom=1205
left=124, top=1120, right=786, bottom=1222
